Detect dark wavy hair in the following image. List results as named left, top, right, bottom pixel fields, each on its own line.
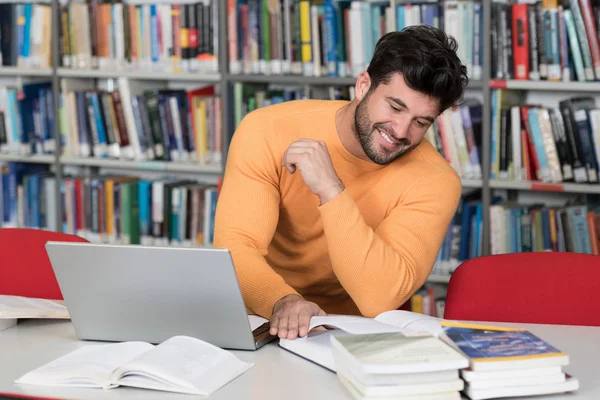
left=366, top=25, right=469, bottom=112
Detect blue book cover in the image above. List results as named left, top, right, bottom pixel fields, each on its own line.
left=90, top=92, right=108, bottom=147
left=150, top=5, right=159, bottom=64
left=323, top=0, right=338, bottom=77
left=396, top=5, right=405, bottom=31
left=29, top=174, right=40, bottom=228
left=21, top=4, right=31, bottom=59
left=38, top=90, right=47, bottom=153
left=441, top=322, right=565, bottom=362
left=138, top=180, right=151, bottom=238
left=61, top=180, right=67, bottom=233
left=541, top=209, right=552, bottom=251
left=1, top=168, right=8, bottom=225
left=527, top=107, right=550, bottom=180
left=361, top=3, right=373, bottom=66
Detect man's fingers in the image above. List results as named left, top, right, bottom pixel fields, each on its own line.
left=318, top=308, right=327, bottom=316
left=286, top=314, right=300, bottom=340
left=282, top=153, right=307, bottom=174
left=297, top=310, right=313, bottom=338
left=269, top=316, right=280, bottom=336
left=277, top=315, right=289, bottom=339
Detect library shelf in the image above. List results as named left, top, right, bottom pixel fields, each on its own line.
left=489, top=179, right=600, bottom=194
left=60, top=156, right=223, bottom=175
left=0, top=154, right=56, bottom=164
left=490, top=79, right=600, bottom=92
left=0, top=67, right=53, bottom=77
left=58, top=68, right=222, bottom=82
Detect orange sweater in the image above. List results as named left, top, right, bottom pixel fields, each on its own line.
left=213, top=100, right=462, bottom=319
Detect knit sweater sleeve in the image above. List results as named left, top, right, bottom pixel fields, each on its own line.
left=317, top=170, right=462, bottom=318
left=213, top=116, right=299, bottom=319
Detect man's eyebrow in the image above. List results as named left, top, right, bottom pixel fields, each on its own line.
left=387, top=96, right=435, bottom=123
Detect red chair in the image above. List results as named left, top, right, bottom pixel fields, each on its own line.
left=444, top=252, right=600, bottom=327
left=0, top=228, right=88, bottom=300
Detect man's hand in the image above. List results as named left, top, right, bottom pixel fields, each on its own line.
left=270, top=294, right=326, bottom=340
left=282, top=139, right=345, bottom=205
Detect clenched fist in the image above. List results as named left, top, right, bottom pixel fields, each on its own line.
left=282, top=139, right=345, bottom=205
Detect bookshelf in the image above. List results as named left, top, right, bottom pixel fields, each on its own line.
left=0, top=0, right=599, bottom=272
left=57, top=69, right=223, bottom=82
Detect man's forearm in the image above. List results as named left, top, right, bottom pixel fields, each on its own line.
left=214, top=236, right=300, bottom=318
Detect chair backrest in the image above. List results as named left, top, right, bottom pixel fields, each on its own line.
left=0, top=228, right=88, bottom=300
left=444, top=252, right=600, bottom=327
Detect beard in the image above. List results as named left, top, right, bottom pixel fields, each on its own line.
left=354, top=94, right=419, bottom=165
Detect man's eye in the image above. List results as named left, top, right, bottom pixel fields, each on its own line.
left=415, top=121, right=426, bottom=128
left=390, top=105, right=401, bottom=112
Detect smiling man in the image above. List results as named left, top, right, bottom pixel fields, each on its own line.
left=214, top=26, right=468, bottom=340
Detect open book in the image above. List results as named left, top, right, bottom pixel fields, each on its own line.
left=0, top=295, right=70, bottom=332
left=279, top=310, right=444, bottom=372
left=16, top=335, right=253, bottom=396
left=0, top=295, right=69, bottom=319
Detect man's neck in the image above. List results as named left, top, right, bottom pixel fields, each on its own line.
left=335, top=101, right=371, bottom=162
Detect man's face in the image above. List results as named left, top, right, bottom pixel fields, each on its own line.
left=354, top=73, right=441, bottom=165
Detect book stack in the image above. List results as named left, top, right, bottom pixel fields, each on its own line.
left=441, top=322, right=580, bottom=400
left=330, top=332, right=470, bottom=400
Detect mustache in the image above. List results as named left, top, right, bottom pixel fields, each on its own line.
left=373, top=123, right=411, bottom=146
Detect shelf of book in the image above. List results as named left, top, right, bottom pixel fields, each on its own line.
left=461, top=179, right=483, bottom=189
left=59, top=156, right=223, bottom=175
left=0, top=67, right=52, bottom=77
left=227, top=74, right=358, bottom=86
left=228, top=74, right=485, bottom=89
left=426, top=275, right=451, bottom=284
left=0, top=154, right=56, bottom=164
left=489, top=180, right=600, bottom=194
left=57, top=69, right=222, bottom=82
left=490, top=79, right=600, bottom=92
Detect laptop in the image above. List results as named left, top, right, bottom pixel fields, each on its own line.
left=44, top=241, right=275, bottom=351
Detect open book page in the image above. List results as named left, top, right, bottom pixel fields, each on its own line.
left=308, top=315, right=409, bottom=335
left=374, top=310, right=444, bottom=336
left=113, top=336, right=253, bottom=395
left=15, top=342, right=153, bottom=389
left=248, top=315, right=268, bottom=331
left=0, top=295, right=70, bottom=319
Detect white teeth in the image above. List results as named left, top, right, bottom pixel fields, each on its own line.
left=379, top=130, right=395, bottom=145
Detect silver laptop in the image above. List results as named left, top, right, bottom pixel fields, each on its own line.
left=45, top=242, right=275, bottom=351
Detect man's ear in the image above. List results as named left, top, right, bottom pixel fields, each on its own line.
left=354, top=72, right=371, bottom=102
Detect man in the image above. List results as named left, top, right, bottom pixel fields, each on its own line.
left=214, top=25, right=468, bottom=341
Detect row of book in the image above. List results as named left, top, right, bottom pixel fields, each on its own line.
left=59, top=1, right=219, bottom=73
left=228, top=0, right=483, bottom=80
left=410, top=285, right=446, bottom=319
left=0, top=83, right=56, bottom=156
left=491, top=90, right=600, bottom=185
left=492, top=0, right=600, bottom=82
left=0, top=3, right=52, bottom=69
left=432, top=197, right=484, bottom=277
left=0, top=163, right=220, bottom=247
left=489, top=202, right=600, bottom=256
left=426, top=99, right=483, bottom=181
left=231, top=82, right=353, bottom=128
left=0, top=80, right=223, bottom=165
left=431, top=195, right=600, bottom=279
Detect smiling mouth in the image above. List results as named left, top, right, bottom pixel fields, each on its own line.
left=377, top=128, right=399, bottom=145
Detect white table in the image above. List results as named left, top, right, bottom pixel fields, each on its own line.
left=0, top=319, right=599, bottom=399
